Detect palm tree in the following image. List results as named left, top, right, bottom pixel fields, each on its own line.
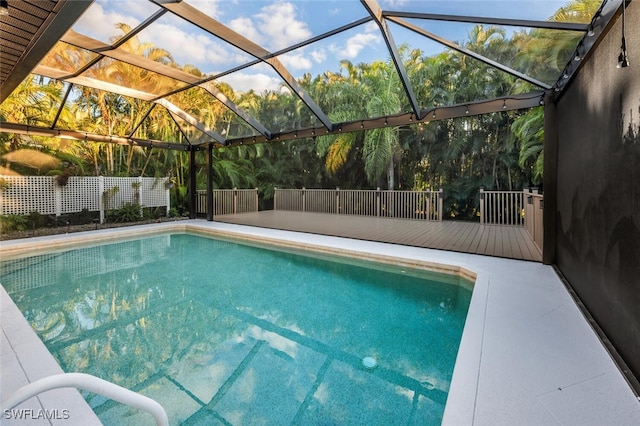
left=510, top=0, right=601, bottom=182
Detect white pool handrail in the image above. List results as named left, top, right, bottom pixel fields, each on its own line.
left=0, top=372, right=169, bottom=426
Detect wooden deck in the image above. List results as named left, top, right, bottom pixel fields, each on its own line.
left=212, top=210, right=542, bottom=262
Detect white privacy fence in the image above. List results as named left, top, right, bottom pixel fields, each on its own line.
left=0, top=176, right=170, bottom=223
left=196, top=188, right=259, bottom=215
left=274, top=188, right=444, bottom=221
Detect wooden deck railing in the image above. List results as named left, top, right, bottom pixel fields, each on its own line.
left=479, top=188, right=543, bottom=252
left=524, top=190, right=544, bottom=252
left=479, top=189, right=525, bottom=226
left=274, top=188, right=443, bottom=221
left=196, top=188, right=258, bottom=215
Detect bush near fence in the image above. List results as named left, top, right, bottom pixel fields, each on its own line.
left=0, top=176, right=170, bottom=224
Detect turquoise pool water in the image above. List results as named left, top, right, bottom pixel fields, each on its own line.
left=1, top=233, right=472, bottom=425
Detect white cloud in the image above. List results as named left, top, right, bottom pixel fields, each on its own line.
left=279, top=52, right=312, bottom=70
left=72, top=2, right=140, bottom=43
left=342, top=32, right=382, bottom=59
left=325, top=22, right=383, bottom=61
left=228, top=17, right=261, bottom=44
left=141, top=23, right=228, bottom=67
left=380, top=0, right=408, bottom=7
left=217, top=72, right=283, bottom=93
left=138, top=21, right=252, bottom=71
left=311, top=49, right=327, bottom=64
left=253, top=2, right=312, bottom=51
left=185, top=0, right=223, bottom=19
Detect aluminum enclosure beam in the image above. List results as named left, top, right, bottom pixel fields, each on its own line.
left=153, top=0, right=334, bottom=132
left=0, top=121, right=191, bottom=151
left=152, top=100, right=225, bottom=145
left=384, top=11, right=589, bottom=32
left=553, top=0, right=629, bottom=95
left=361, top=0, right=423, bottom=119
left=0, top=0, right=93, bottom=103
left=388, top=17, right=552, bottom=90
left=4, top=90, right=543, bottom=155
left=32, top=65, right=226, bottom=145
left=221, top=92, right=545, bottom=149
left=59, top=31, right=272, bottom=139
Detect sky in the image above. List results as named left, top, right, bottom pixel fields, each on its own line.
left=70, top=0, right=575, bottom=93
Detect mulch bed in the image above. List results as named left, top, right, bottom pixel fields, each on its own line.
left=0, top=217, right=189, bottom=241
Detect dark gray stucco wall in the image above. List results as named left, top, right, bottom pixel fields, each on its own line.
left=554, top=1, right=640, bottom=381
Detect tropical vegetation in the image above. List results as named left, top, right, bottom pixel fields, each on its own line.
left=0, top=0, right=599, bottom=219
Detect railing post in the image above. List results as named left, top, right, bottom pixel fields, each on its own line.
left=302, top=187, right=306, bottom=212
left=137, top=176, right=144, bottom=218
left=336, top=187, right=340, bottom=214
left=255, top=187, right=259, bottom=212
left=479, top=187, right=485, bottom=225
left=165, top=178, right=171, bottom=217
left=99, top=175, right=105, bottom=224
left=274, top=187, right=278, bottom=210
left=233, top=187, right=238, bottom=214
left=54, top=178, right=62, bottom=217
left=438, top=189, right=444, bottom=221
left=376, top=187, right=381, bottom=217
left=524, top=188, right=530, bottom=231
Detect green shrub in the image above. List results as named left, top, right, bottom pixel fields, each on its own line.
left=106, top=203, right=143, bottom=223
left=0, top=215, right=28, bottom=233
left=72, top=209, right=97, bottom=225
left=146, top=206, right=168, bottom=219
left=27, top=211, right=46, bottom=229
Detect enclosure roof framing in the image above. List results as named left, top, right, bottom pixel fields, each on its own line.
left=382, top=11, right=590, bottom=32
left=221, top=92, right=546, bottom=149
left=361, top=0, right=423, bottom=119
left=0, top=0, right=626, bottom=149
left=152, top=0, right=334, bottom=132
left=387, top=16, right=552, bottom=90
left=0, top=121, right=190, bottom=151
left=0, top=0, right=93, bottom=104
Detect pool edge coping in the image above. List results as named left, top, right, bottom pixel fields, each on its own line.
left=0, top=221, right=487, bottom=424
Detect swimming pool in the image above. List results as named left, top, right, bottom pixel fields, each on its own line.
left=1, top=232, right=472, bottom=425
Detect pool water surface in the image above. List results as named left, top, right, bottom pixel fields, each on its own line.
left=1, top=233, right=472, bottom=425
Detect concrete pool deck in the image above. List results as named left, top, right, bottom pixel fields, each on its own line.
left=1, top=220, right=639, bottom=425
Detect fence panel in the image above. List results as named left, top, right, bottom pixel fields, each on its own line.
left=0, top=175, right=169, bottom=221
left=61, top=177, right=101, bottom=213
left=274, top=188, right=443, bottom=221
left=274, top=189, right=304, bottom=212
left=214, top=189, right=235, bottom=215
left=479, top=189, right=524, bottom=226
left=304, top=189, right=337, bottom=213
left=379, top=190, right=442, bottom=220
left=196, top=191, right=206, bottom=214
left=195, top=188, right=259, bottom=215
left=339, top=190, right=376, bottom=216
left=235, top=189, right=258, bottom=213
left=0, top=176, right=56, bottom=215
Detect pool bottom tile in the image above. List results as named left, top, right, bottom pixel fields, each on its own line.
left=298, top=359, right=418, bottom=425
left=212, top=328, right=326, bottom=424
left=168, top=323, right=258, bottom=404
left=98, top=377, right=201, bottom=426
left=410, top=394, right=446, bottom=425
